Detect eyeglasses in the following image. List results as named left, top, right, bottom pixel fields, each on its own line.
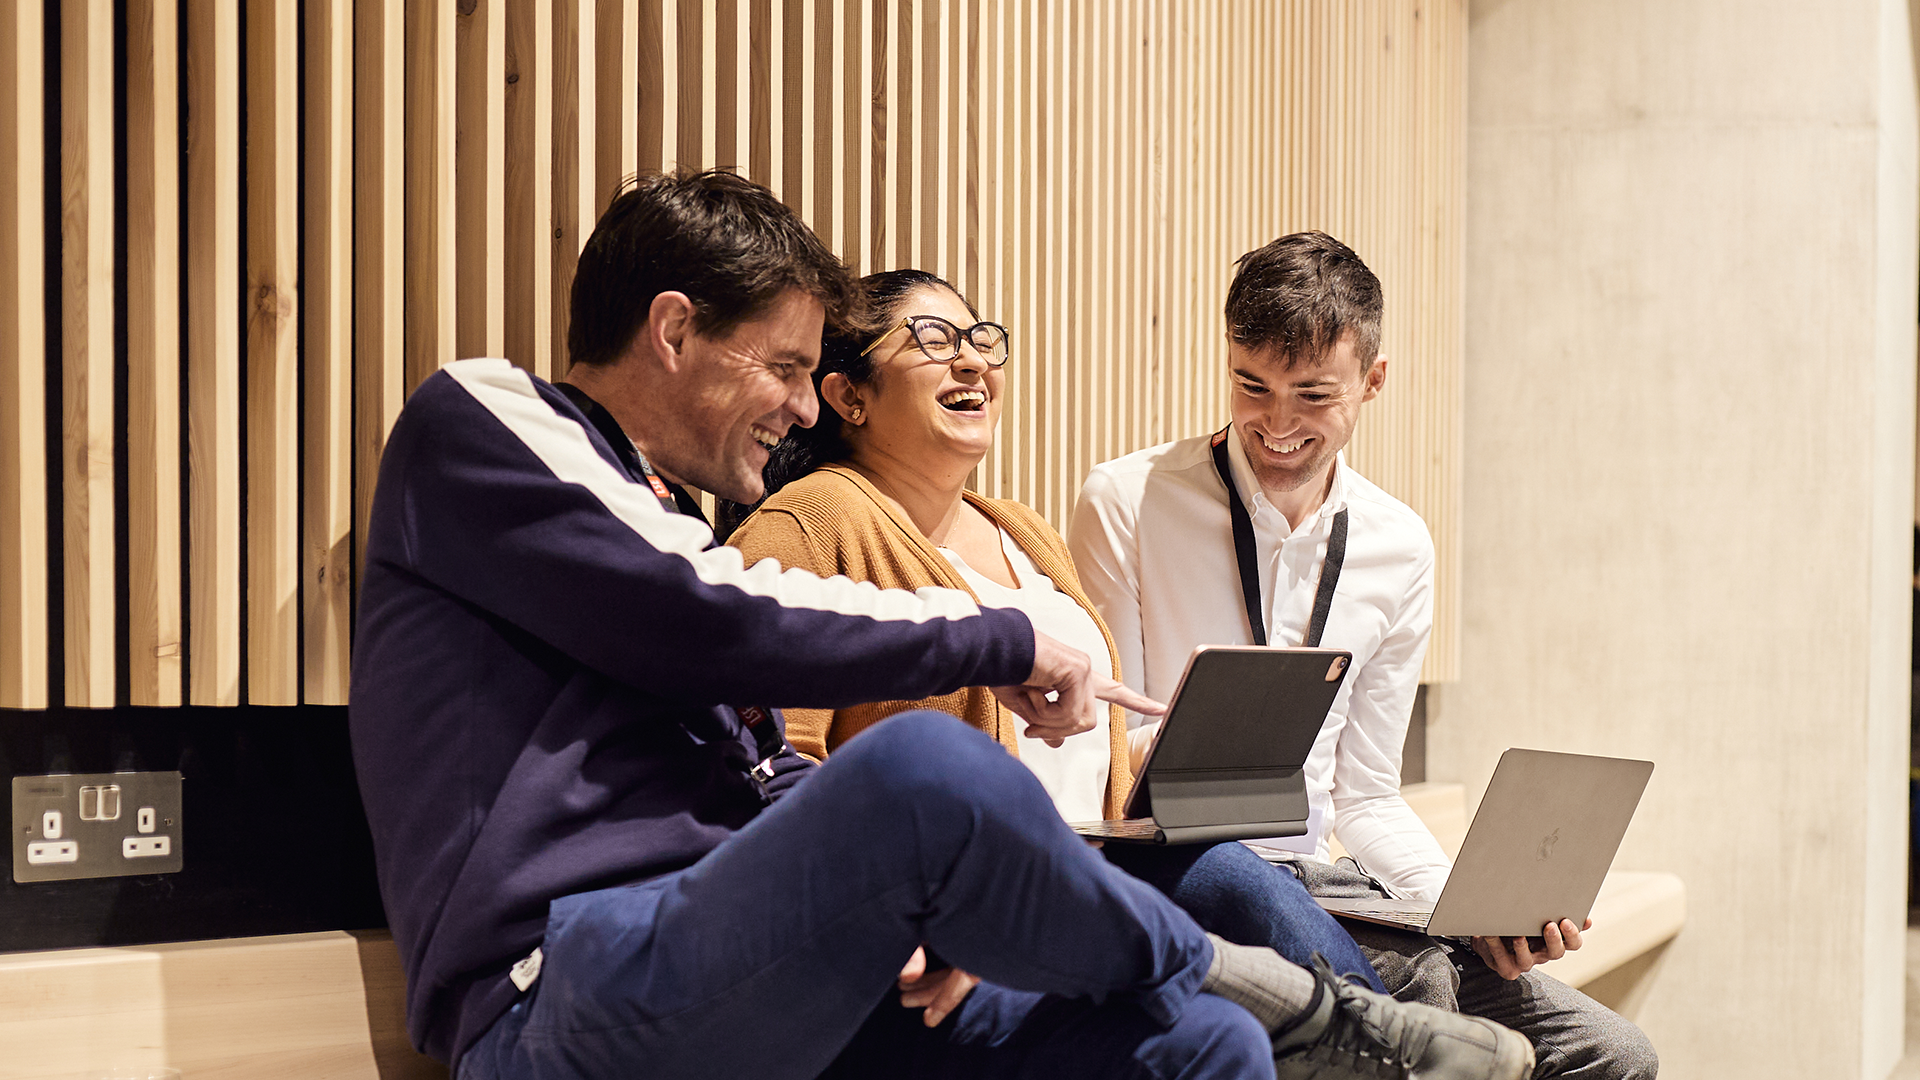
left=859, top=315, right=1011, bottom=368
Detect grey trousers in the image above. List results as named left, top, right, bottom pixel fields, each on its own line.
left=1289, top=858, right=1659, bottom=1080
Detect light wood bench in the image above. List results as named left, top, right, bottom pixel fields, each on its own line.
left=0, top=930, right=445, bottom=1080
left=1330, top=781, right=1687, bottom=1017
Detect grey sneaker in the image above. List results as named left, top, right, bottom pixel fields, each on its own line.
left=1271, top=956, right=1535, bottom=1079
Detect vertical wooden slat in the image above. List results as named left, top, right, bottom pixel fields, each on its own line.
left=750, top=0, right=773, bottom=190
left=456, top=0, right=506, bottom=360
left=624, top=0, right=654, bottom=183
left=0, top=0, right=48, bottom=709
left=505, top=0, right=553, bottom=376
left=722, top=0, right=750, bottom=174
left=554, top=0, right=596, bottom=372
left=852, top=0, right=871, bottom=274
left=1001, top=0, right=1023, bottom=500
left=879, top=0, right=900, bottom=270
left=303, top=0, right=352, bottom=704
left=712, top=0, right=736, bottom=170
left=675, top=0, right=701, bottom=167
left=355, top=0, right=404, bottom=582
left=824, top=0, right=848, bottom=258
left=655, top=0, right=677, bottom=170
left=187, top=0, right=242, bottom=704
left=788, top=0, right=815, bottom=219
left=958, top=0, right=976, bottom=299
left=699, top=0, right=717, bottom=166
left=61, top=0, right=115, bottom=706
left=975, top=0, right=999, bottom=497
left=785, top=0, right=812, bottom=217
left=406, top=0, right=456, bottom=389
left=951, top=0, right=969, bottom=297
left=921, top=0, right=936, bottom=276
left=813, top=0, right=837, bottom=249
left=127, top=0, right=183, bottom=705
left=245, top=0, right=301, bottom=705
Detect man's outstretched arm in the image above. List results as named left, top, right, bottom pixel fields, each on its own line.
left=380, top=361, right=1155, bottom=728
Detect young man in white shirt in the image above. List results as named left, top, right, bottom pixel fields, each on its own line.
left=1069, top=231, right=1657, bottom=1080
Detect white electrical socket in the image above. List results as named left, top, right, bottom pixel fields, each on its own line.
left=14, top=772, right=183, bottom=883
left=26, top=841, right=78, bottom=865
left=122, top=836, right=171, bottom=859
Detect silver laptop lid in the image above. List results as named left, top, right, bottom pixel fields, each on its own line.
left=1425, top=748, right=1653, bottom=938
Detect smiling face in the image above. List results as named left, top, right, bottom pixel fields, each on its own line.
left=663, top=288, right=826, bottom=503
left=838, top=285, right=1006, bottom=470
left=1228, top=333, right=1385, bottom=502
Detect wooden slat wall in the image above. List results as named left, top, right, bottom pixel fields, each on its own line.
left=0, top=0, right=1465, bottom=707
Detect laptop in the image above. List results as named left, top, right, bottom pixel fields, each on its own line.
left=1068, top=645, right=1351, bottom=845
left=1314, top=748, right=1654, bottom=938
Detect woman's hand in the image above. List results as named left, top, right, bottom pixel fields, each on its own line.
left=898, top=946, right=981, bottom=1027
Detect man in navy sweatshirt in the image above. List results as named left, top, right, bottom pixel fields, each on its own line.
left=349, top=169, right=1533, bottom=1080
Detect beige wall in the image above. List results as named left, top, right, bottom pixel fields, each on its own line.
left=1436, top=1, right=1916, bottom=1076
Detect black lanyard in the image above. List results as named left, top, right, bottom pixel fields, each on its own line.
left=556, top=382, right=707, bottom=520
left=1210, top=428, right=1347, bottom=648
left=556, top=381, right=785, bottom=777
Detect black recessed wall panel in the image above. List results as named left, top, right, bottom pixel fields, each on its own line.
left=0, top=705, right=386, bottom=951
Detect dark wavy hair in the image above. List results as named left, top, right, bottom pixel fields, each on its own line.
left=713, top=269, right=979, bottom=538
left=1224, top=231, right=1382, bottom=369
left=568, top=168, right=855, bottom=369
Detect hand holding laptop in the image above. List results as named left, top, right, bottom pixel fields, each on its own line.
left=1472, top=916, right=1592, bottom=981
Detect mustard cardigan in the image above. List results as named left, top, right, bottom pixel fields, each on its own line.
left=726, top=465, right=1134, bottom=819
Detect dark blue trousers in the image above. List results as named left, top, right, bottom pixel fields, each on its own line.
left=456, top=713, right=1272, bottom=1080
left=1106, top=842, right=1387, bottom=993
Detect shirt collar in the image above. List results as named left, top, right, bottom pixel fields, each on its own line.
left=1223, top=423, right=1350, bottom=533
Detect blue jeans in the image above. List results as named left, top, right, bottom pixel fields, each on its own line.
left=1106, top=842, right=1387, bottom=993
left=456, top=712, right=1272, bottom=1080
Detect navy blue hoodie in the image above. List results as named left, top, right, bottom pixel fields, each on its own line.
left=349, top=359, right=1035, bottom=1063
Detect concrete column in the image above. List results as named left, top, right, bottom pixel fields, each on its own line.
left=1439, top=1, right=1916, bottom=1076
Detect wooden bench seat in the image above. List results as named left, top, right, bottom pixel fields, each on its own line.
left=0, top=930, right=445, bottom=1080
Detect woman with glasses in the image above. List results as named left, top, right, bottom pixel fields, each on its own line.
left=726, top=269, right=1128, bottom=820
left=724, top=269, right=1387, bottom=1023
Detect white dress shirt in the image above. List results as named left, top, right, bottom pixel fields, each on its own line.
left=940, top=529, right=1114, bottom=823
left=1068, top=429, right=1451, bottom=900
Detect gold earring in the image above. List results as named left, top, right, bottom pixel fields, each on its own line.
left=849, top=407, right=864, bottom=422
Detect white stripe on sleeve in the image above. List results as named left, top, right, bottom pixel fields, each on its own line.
left=444, top=358, right=984, bottom=626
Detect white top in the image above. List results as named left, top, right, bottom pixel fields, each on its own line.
left=940, top=529, right=1113, bottom=823
left=1068, top=429, right=1451, bottom=900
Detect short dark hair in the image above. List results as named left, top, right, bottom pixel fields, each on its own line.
left=1223, top=231, right=1382, bottom=368
left=713, top=269, right=976, bottom=539
left=567, top=168, right=856, bottom=368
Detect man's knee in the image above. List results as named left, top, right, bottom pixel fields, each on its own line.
left=1536, top=1008, right=1659, bottom=1080
left=1600, top=1024, right=1659, bottom=1080
left=824, top=709, right=1032, bottom=808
